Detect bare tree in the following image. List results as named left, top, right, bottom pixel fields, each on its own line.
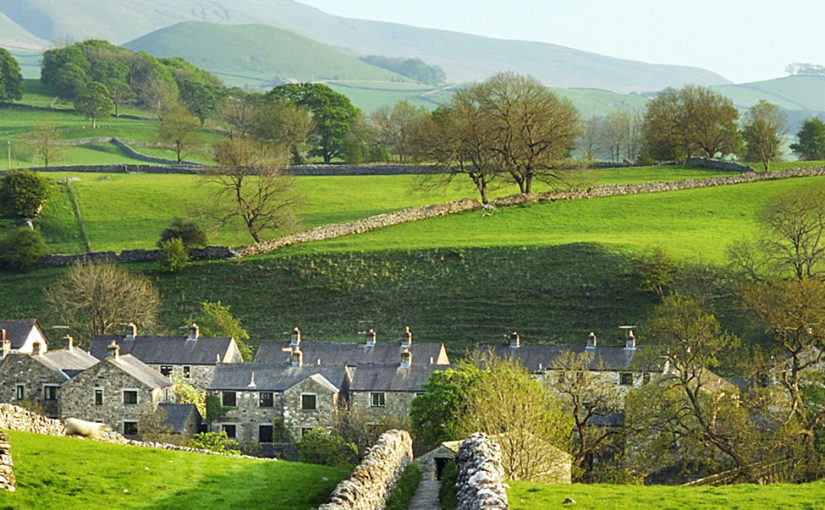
left=205, top=137, right=299, bottom=243
left=44, top=260, right=160, bottom=347
left=26, top=123, right=64, bottom=167
left=157, top=104, right=200, bottom=164
left=369, top=100, right=429, bottom=163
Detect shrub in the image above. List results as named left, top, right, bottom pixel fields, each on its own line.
left=158, top=218, right=208, bottom=249
left=0, top=227, right=48, bottom=270
left=240, top=440, right=261, bottom=456
left=295, top=428, right=358, bottom=467
left=438, top=459, right=458, bottom=510
left=0, top=169, right=54, bottom=220
left=189, top=431, right=240, bottom=454
left=205, top=394, right=229, bottom=424
left=385, top=461, right=422, bottom=510
left=158, top=237, right=189, bottom=272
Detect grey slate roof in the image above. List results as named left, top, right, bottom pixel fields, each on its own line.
left=253, top=341, right=448, bottom=367
left=108, top=354, right=174, bottom=389
left=0, top=319, right=45, bottom=350
left=159, top=403, right=200, bottom=434
left=349, top=364, right=447, bottom=392
left=208, top=364, right=349, bottom=392
left=482, top=343, right=657, bottom=372
left=90, top=335, right=235, bottom=365
left=38, top=349, right=98, bottom=378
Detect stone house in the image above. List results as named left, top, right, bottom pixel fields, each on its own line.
left=89, top=323, right=244, bottom=389
left=0, top=319, right=49, bottom=355
left=0, top=335, right=97, bottom=418
left=253, top=326, right=450, bottom=367
left=60, top=343, right=175, bottom=437
left=207, top=359, right=350, bottom=444
left=347, top=347, right=448, bottom=423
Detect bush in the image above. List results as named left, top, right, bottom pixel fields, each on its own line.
left=439, top=459, right=458, bottom=510
left=189, top=431, right=240, bottom=454
left=385, top=461, right=422, bottom=510
left=158, top=237, right=189, bottom=272
left=158, top=218, right=207, bottom=249
left=295, top=428, right=358, bottom=467
left=0, top=227, right=48, bottom=270
left=0, top=169, right=54, bottom=220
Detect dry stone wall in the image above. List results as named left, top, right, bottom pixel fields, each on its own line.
left=319, top=429, right=413, bottom=510
left=456, top=433, right=509, bottom=510
left=0, top=403, right=66, bottom=436
left=0, top=431, right=14, bottom=492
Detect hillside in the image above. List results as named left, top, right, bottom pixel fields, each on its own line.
left=0, top=431, right=347, bottom=509
left=0, top=10, right=46, bottom=50
left=125, top=21, right=409, bottom=88
left=714, top=75, right=825, bottom=127
left=0, top=0, right=729, bottom=93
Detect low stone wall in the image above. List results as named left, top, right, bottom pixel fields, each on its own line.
left=27, top=164, right=201, bottom=175
left=0, top=404, right=67, bottom=436
left=686, top=157, right=754, bottom=172
left=456, top=433, right=509, bottom=510
left=0, top=431, right=15, bottom=492
left=289, top=164, right=443, bottom=176
left=319, top=429, right=413, bottom=510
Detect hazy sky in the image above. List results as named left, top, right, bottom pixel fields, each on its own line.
left=298, top=0, right=825, bottom=84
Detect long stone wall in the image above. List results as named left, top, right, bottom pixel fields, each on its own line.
left=686, top=157, right=754, bottom=172
left=0, top=432, right=14, bottom=492
left=42, top=246, right=238, bottom=266
left=319, top=429, right=413, bottom=510
left=456, top=433, right=509, bottom=510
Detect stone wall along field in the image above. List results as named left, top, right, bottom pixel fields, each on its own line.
left=456, top=433, right=509, bottom=510
left=319, top=429, right=413, bottom=510
left=0, top=431, right=14, bottom=492
left=0, top=403, right=66, bottom=436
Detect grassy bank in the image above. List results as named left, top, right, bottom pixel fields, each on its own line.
left=0, top=431, right=348, bottom=509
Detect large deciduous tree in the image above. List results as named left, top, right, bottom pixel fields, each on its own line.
left=206, top=136, right=299, bottom=243
left=790, top=117, right=825, bottom=161
left=0, top=169, right=54, bottom=221
left=44, top=260, right=160, bottom=347
left=743, top=100, right=788, bottom=172
left=157, top=104, right=200, bottom=164
left=369, top=100, right=429, bottom=163
left=74, top=81, right=114, bottom=128
left=0, top=48, right=23, bottom=102
left=254, top=98, right=315, bottom=165
left=266, top=83, right=359, bottom=163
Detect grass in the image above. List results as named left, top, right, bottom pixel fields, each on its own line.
left=0, top=430, right=349, bottom=509
left=385, top=461, right=422, bottom=510
left=507, top=480, right=825, bottom=509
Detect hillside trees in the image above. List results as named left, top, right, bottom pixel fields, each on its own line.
left=359, top=55, right=446, bottom=85
left=206, top=136, right=299, bottom=242
left=190, top=301, right=253, bottom=362
left=790, top=118, right=825, bottom=161
left=157, top=104, right=200, bottom=163
left=370, top=100, right=430, bottom=163
left=266, top=83, right=360, bottom=163
left=641, top=86, right=740, bottom=161
left=0, top=48, right=23, bottom=102
left=44, top=260, right=161, bottom=347
left=253, top=98, right=315, bottom=164
left=74, top=81, right=114, bottom=128
left=164, top=57, right=227, bottom=126
left=743, top=100, right=787, bottom=172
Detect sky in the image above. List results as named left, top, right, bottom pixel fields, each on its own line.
left=297, top=0, right=825, bottom=84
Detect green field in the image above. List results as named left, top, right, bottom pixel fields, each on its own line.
left=507, top=480, right=825, bottom=509
left=0, top=431, right=348, bottom=509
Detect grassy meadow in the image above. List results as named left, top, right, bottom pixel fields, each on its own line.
left=507, top=480, right=825, bottom=509
left=0, top=431, right=348, bottom=509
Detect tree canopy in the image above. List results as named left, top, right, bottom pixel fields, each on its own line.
left=790, top=117, right=825, bottom=161
left=743, top=100, right=787, bottom=171
left=0, top=48, right=23, bottom=102
left=0, top=169, right=54, bottom=220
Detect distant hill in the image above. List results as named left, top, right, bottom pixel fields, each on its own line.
left=0, top=0, right=729, bottom=93
left=124, top=22, right=409, bottom=87
left=712, top=75, right=825, bottom=130
left=0, top=9, right=47, bottom=50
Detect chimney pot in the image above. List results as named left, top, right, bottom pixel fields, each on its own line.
left=586, top=332, right=597, bottom=350
left=290, top=327, right=301, bottom=347
left=291, top=347, right=303, bottom=368
left=509, top=331, right=520, bottom=349
left=625, top=330, right=637, bottom=350
left=188, top=323, right=200, bottom=341
left=1, top=329, right=5, bottom=342
left=365, top=328, right=376, bottom=347
left=125, top=323, right=137, bottom=339
left=107, top=340, right=120, bottom=359
left=64, top=334, right=74, bottom=351
left=401, top=326, right=413, bottom=348
left=400, top=347, right=412, bottom=368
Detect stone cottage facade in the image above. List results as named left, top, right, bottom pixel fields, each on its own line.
left=90, top=323, right=244, bottom=389
left=60, top=344, right=175, bottom=437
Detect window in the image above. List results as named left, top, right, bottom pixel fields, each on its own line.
left=301, top=427, right=314, bottom=437
left=620, top=373, right=633, bottom=386
left=643, top=373, right=651, bottom=385
left=15, top=384, right=24, bottom=400
left=223, top=424, right=236, bottom=438
left=160, top=366, right=173, bottom=377
left=370, top=392, right=386, bottom=408
left=222, top=391, right=236, bottom=407
left=123, top=390, right=138, bottom=404
left=259, top=425, right=274, bottom=443
left=301, top=393, right=317, bottom=411
left=183, top=366, right=191, bottom=378
left=44, top=385, right=58, bottom=401
left=94, top=388, right=103, bottom=406
left=259, top=392, right=274, bottom=408
left=123, top=421, right=138, bottom=436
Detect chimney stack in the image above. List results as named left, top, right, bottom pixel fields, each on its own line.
left=290, top=327, right=302, bottom=348
left=400, top=347, right=412, bottom=368
left=509, top=331, right=520, bottom=349
left=247, top=371, right=257, bottom=389
left=625, top=330, right=637, bottom=350
left=188, top=323, right=200, bottom=341
left=400, top=326, right=413, bottom=348
left=107, top=340, right=120, bottom=360
left=291, top=346, right=303, bottom=368
left=586, top=332, right=597, bottom=350
left=365, top=328, right=377, bottom=347
left=64, top=334, right=74, bottom=351
left=125, top=323, right=137, bottom=339
left=1, top=330, right=9, bottom=358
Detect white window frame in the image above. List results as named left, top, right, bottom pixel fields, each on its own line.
left=43, top=384, right=59, bottom=401
left=122, top=388, right=139, bottom=405
left=369, top=392, right=386, bottom=408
